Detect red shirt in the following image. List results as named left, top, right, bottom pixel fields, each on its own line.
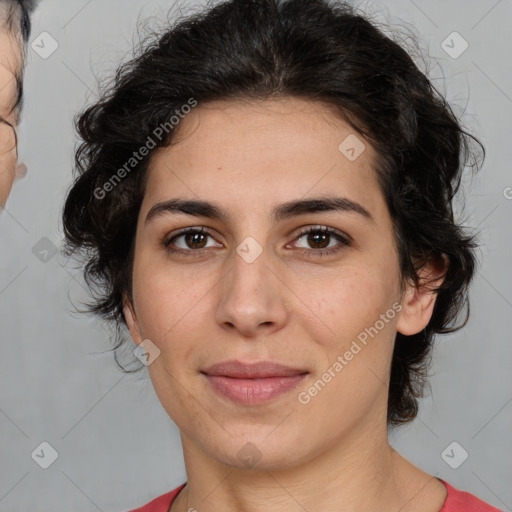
left=127, top=479, right=503, bottom=511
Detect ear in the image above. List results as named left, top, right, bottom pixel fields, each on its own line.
left=396, top=254, right=448, bottom=336
left=123, top=294, right=143, bottom=344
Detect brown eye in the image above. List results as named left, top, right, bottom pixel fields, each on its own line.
left=293, top=226, right=351, bottom=257
left=305, top=231, right=330, bottom=249
left=163, top=227, right=222, bottom=255
left=183, top=231, right=208, bottom=249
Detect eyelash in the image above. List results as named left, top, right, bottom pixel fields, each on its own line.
left=162, top=225, right=351, bottom=258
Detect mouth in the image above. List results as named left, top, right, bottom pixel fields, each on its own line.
left=201, top=360, right=309, bottom=405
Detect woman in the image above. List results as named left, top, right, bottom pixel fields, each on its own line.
left=62, top=0, right=500, bottom=510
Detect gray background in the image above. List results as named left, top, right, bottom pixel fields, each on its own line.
left=0, top=0, right=511, bottom=510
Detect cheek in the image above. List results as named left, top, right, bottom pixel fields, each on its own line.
left=131, top=251, right=216, bottom=345
left=292, top=260, right=400, bottom=335
left=289, top=269, right=400, bottom=426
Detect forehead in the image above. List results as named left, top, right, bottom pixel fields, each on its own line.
left=144, top=97, right=380, bottom=208
left=0, top=27, right=22, bottom=120
left=170, top=97, right=361, bottom=148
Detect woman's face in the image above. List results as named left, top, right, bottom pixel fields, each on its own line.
left=125, top=97, right=433, bottom=470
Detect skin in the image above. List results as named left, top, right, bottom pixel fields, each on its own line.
left=124, top=97, right=448, bottom=512
left=0, top=26, right=23, bottom=209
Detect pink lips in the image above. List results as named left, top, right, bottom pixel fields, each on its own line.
left=201, top=360, right=308, bottom=405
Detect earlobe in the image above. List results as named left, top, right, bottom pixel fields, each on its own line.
left=123, top=295, right=142, bottom=344
left=396, top=254, right=448, bottom=336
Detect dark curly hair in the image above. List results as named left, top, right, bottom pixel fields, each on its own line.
left=61, top=0, right=485, bottom=427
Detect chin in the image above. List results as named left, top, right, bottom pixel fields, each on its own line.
left=199, top=424, right=308, bottom=471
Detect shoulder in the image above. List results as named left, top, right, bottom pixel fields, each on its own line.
left=126, top=483, right=187, bottom=512
left=439, top=479, right=503, bottom=512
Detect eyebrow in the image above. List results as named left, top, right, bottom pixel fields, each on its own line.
left=145, top=195, right=374, bottom=225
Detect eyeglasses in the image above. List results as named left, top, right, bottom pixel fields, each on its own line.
left=0, top=116, right=18, bottom=158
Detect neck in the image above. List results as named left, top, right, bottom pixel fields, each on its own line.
left=171, top=414, right=442, bottom=512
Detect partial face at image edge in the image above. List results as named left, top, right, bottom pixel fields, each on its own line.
left=0, top=20, right=24, bottom=208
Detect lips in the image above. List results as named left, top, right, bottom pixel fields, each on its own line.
left=201, top=360, right=308, bottom=379
left=201, top=360, right=309, bottom=405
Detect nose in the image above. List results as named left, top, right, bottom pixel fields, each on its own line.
left=14, top=163, right=27, bottom=180
left=215, top=241, right=289, bottom=338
